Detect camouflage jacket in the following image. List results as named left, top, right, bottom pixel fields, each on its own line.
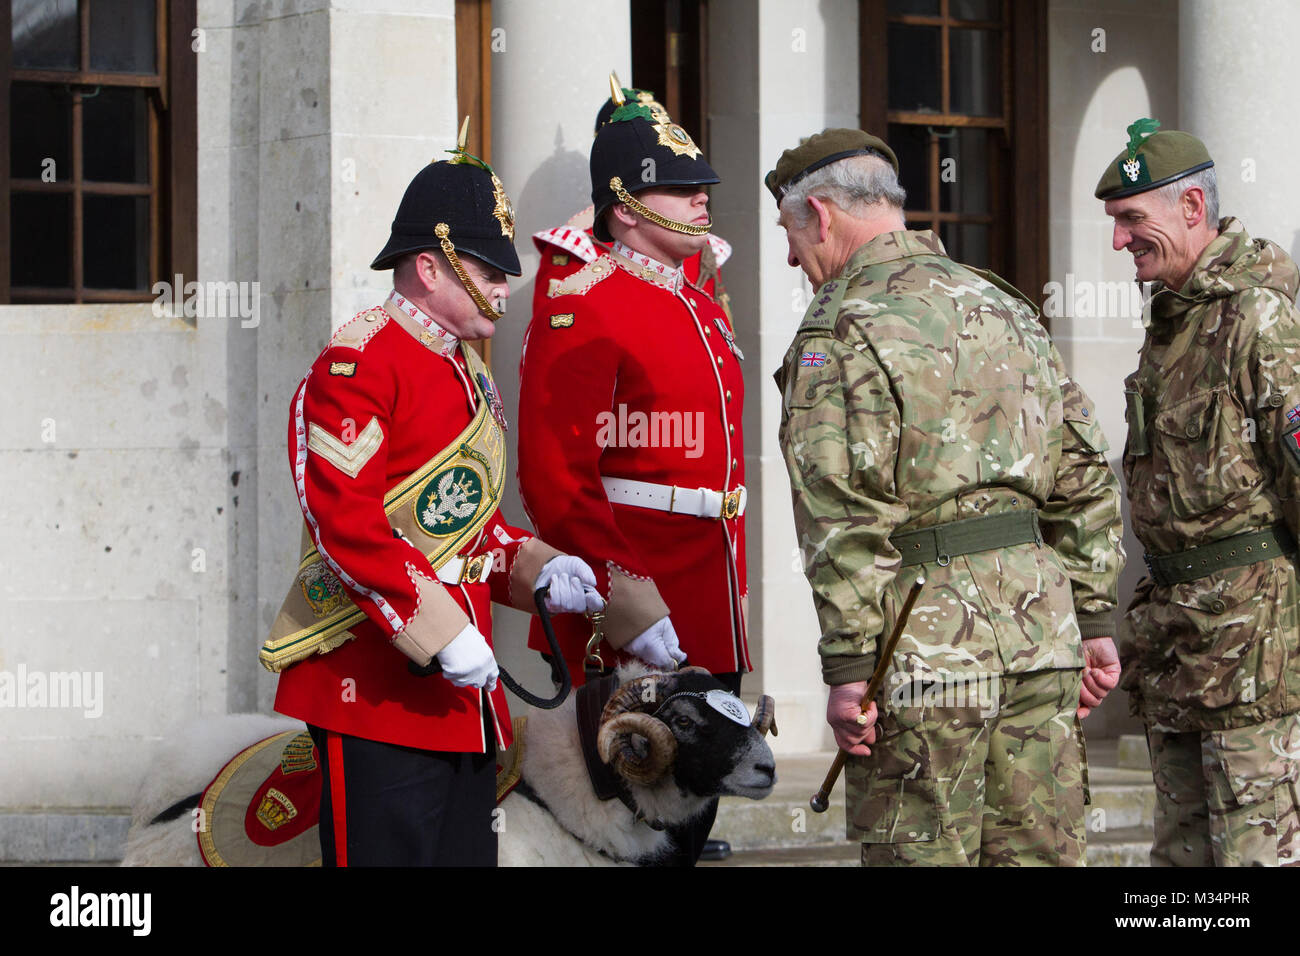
left=1120, top=217, right=1300, bottom=731
left=777, top=230, right=1125, bottom=686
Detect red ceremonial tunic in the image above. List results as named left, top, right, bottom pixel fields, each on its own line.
left=531, top=217, right=731, bottom=322
left=518, top=240, right=749, bottom=682
left=274, top=293, right=534, bottom=753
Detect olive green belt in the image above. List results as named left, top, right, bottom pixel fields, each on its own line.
left=893, top=510, right=1042, bottom=568
left=1143, top=524, right=1296, bottom=587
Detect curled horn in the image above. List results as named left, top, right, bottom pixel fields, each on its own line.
left=596, top=672, right=678, bottom=785
left=752, top=695, right=778, bottom=738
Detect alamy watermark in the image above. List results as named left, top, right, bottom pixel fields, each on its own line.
left=152, top=274, right=260, bottom=328
left=886, top=671, right=999, bottom=719
left=1041, top=274, right=1144, bottom=326
left=0, top=665, right=103, bottom=718
left=595, top=404, right=705, bottom=459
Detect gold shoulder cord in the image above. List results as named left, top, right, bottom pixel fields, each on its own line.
left=435, top=222, right=504, bottom=321
left=609, top=176, right=712, bottom=236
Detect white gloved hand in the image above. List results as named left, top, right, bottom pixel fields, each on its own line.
left=436, top=623, right=499, bottom=691
left=535, top=555, right=604, bottom=615
left=625, top=616, right=687, bottom=670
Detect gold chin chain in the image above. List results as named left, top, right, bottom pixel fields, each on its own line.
left=435, top=223, right=503, bottom=321
left=609, top=177, right=712, bottom=236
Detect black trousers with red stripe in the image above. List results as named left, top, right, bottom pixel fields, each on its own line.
left=307, top=721, right=498, bottom=867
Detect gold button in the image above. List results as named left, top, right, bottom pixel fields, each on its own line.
left=726, top=390, right=732, bottom=401
left=729, top=424, right=735, bottom=434
left=705, top=327, right=712, bottom=335
left=731, top=458, right=737, bottom=470
left=716, top=355, right=723, bottom=366
left=365, top=313, right=378, bottom=322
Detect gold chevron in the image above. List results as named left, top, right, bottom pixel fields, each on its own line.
left=307, top=416, right=385, bottom=479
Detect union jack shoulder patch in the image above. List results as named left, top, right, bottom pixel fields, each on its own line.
left=799, top=351, right=827, bottom=368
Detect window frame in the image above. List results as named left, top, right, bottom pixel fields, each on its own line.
left=0, top=0, right=196, bottom=304
left=859, top=0, right=1048, bottom=314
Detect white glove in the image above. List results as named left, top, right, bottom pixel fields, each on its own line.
left=625, top=616, right=687, bottom=670
left=535, top=555, right=604, bottom=615
left=436, top=624, right=499, bottom=691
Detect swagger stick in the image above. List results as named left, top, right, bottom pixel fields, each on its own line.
left=810, top=576, right=925, bottom=813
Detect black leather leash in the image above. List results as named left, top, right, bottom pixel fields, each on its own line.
left=407, top=585, right=572, bottom=709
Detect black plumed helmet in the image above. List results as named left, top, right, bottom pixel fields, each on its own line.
left=371, top=152, right=521, bottom=276
left=590, top=101, right=718, bottom=243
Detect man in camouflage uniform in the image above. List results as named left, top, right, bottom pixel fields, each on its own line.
left=768, top=129, right=1126, bottom=866
left=1098, top=119, right=1300, bottom=867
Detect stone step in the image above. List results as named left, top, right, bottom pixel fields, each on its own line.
left=702, top=826, right=1153, bottom=867
left=715, top=743, right=1157, bottom=857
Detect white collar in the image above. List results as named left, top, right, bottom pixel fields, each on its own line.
left=386, top=290, right=459, bottom=358
left=611, top=241, right=685, bottom=293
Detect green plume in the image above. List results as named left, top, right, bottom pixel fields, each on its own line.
left=1125, top=118, right=1161, bottom=159
left=609, top=102, right=655, bottom=125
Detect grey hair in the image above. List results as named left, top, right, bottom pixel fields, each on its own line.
left=1156, top=166, right=1219, bottom=226
left=779, top=151, right=907, bottom=228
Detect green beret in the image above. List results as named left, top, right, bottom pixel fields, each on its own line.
left=765, top=128, right=899, bottom=207
left=1094, top=118, right=1214, bottom=200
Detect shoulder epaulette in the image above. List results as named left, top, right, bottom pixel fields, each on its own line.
left=706, top=234, right=732, bottom=268
left=549, top=255, right=617, bottom=299
left=533, top=225, right=600, bottom=264
left=798, top=277, right=847, bottom=333
left=328, top=307, right=389, bottom=351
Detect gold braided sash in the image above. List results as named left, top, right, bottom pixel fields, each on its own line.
left=259, top=344, right=506, bottom=672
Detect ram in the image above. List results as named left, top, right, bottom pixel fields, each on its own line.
left=120, top=665, right=776, bottom=866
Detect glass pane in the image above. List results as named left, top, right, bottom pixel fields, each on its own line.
left=11, top=193, right=71, bottom=287
left=84, top=195, right=149, bottom=290
left=888, top=0, right=940, bottom=14
left=950, top=28, right=1001, bottom=117
left=941, top=221, right=990, bottom=268
left=89, top=0, right=157, bottom=74
left=951, top=0, right=1000, bottom=20
left=11, top=83, right=71, bottom=180
left=887, top=24, right=941, bottom=113
left=939, top=128, right=989, bottom=214
left=12, top=0, right=78, bottom=70
left=83, top=88, right=150, bottom=183
left=888, top=123, right=931, bottom=213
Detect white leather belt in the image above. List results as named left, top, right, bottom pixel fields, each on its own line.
left=602, top=477, right=747, bottom=520
left=436, top=553, right=494, bottom=586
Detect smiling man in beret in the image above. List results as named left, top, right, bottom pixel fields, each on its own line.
left=771, top=128, right=1125, bottom=866
left=1099, top=118, right=1300, bottom=867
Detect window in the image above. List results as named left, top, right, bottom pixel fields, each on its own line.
left=2, top=0, right=196, bottom=304
left=860, top=0, right=1047, bottom=306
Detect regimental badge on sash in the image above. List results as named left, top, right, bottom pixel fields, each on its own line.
left=800, top=351, right=828, bottom=367
left=714, top=317, right=744, bottom=361
left=1282, top=420, right=1300, bottom=476
left=329, top=361, right=356, bottom=376
left=550, top=313, right=574, bottom=329
left=297, top=563, right=348, bottom=618
left=477, top=371, right=509, bottom=431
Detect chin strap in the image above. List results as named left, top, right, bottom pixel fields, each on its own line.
left=435, top=222, right=504, bottom=321
left=610, top=177, right=712, bottom=236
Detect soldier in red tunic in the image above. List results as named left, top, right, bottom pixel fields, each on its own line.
left=262, top=134, right=600, bottom=866
left=517, top=86, right=748, bottom=863
left=532, top=75, right=734, bottom=322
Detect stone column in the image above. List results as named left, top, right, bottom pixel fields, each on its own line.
left=487, top=0, right=632, bottom=694
left=1180, top=0, right=1300, bottom=260
left=253, top=0, right=461, bottom=711
left=710, top=0, right=860, bottom=752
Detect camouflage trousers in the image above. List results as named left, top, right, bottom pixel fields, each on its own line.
left=847, top=669, right=1088, bottom=866
left=1147, top=713, right=1300, bottom=867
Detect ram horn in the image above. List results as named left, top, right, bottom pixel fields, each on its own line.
left=599, top=672, right=677, bottom=724
left=752, top=695, right=778, bottom=738
left=597, top=712, right=678, bottom=785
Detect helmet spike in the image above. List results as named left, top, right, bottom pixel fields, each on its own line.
left=457, top=115, right=470, bottom=151
left=608, top=72, right=625, bottom=107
